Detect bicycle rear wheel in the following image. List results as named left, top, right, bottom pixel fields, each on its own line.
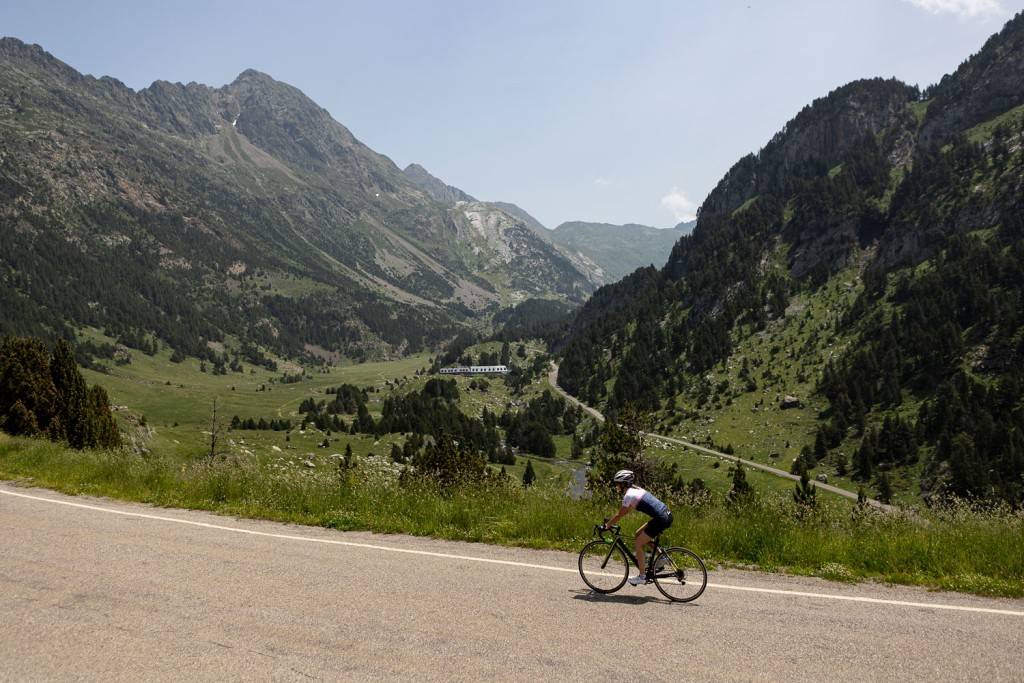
left=652, top=547, right=707, bottom=602
left=578, top=540, right=629, bottom=593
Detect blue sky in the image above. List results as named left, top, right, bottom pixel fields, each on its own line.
left=2, top=0, right=1020, bottom=229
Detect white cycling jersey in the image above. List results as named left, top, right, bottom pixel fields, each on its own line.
left=622, top=486, right=669, bottom=518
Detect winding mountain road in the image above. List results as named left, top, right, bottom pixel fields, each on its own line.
left=547, top=364, right=889, bottom=509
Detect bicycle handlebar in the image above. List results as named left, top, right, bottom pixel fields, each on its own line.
left=594, top=522, right=621, bottom=539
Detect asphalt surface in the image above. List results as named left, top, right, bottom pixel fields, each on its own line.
left=2, top=483, right=1022, bottom=682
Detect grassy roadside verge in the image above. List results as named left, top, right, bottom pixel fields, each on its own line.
left=2, top=433, right=1021, bottom=599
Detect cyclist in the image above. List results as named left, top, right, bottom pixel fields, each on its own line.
left=602, top=469, right=673, bottom=586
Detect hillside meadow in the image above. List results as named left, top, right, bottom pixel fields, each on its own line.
left=74, top=331, right=805, bottom=497
left=1, top=334, right=1022, bottom=598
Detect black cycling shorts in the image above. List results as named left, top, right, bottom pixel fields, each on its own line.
left=644, top=510, right=673, bottom=539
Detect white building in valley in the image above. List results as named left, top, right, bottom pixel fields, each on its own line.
left=438, top=365, right=509, bottom=375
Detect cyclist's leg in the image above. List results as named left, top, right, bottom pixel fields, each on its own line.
left=642, top=511, right=673, bottom=573
left=634, top=523, right=652, bottom=575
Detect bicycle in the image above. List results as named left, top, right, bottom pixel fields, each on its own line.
left=578, top=523, right=707, bottom=602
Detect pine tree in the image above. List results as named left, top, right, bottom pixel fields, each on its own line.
left=876, top=472, right=894, bottom=504
left=51, top=339, right=91, bottom=449
left=411, top=432, right=488, bottom=488
left=3, top=399, right=40, bottom=437
left=0, top=337, right=58, bottom=437
left=88, top=385, right=121, bottom=450
left=591, top=403, right=670, bottom=494
left=854, top=431, right=876, bottom=481
left=793, top=463, right=818, bottom=513
left=0, top=337, right=119, bottom=449
left=522, top=459, right=536, bottom=488
left=728, top=463, right=754, bottom=504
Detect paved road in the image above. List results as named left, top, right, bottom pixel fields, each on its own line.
left=547, top=365, right=889, bottom=509
left=3, top=483, right=1022, bottom=682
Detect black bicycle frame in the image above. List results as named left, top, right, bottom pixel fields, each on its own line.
left=596, top=525, right=661, bottom=573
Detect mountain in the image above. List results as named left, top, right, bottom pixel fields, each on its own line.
left=401, top=166, right=632, bottom=288
left=448, top=200, right=604, bottom=298
left=402, top=163, right=476, bottom=205
left=490, top=202, right=547, bottom=233
left=556, top=12, right=1024, bottom=505
left=548, top=221, right=693, bottom=283
left=400, top=164, right=687, bottom=285
left=0, top=37, right=595, bottom=362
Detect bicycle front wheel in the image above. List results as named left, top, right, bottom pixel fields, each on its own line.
left=652, top=547, right=707, bottom=603
left=578, top=540, right=629, bottom=594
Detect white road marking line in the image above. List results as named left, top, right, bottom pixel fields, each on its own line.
left=4, top=487, right=1023, bottom=617
left=704, top=583, right=1024, bottom=616
left=1, top=488, right=575, bottom=573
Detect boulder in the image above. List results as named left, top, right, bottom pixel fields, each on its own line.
left=780, top=395, right=802, bottom=410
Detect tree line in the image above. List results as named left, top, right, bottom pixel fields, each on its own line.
left=0, top=336, right=121, bottom=450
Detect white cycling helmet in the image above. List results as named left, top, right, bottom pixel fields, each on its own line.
left=613, top=469, right=635, bottom=485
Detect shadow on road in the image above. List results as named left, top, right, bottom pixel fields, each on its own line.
left=568, top=589, right=688, bottom=606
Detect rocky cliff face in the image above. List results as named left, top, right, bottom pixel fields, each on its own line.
left=688, top=78, right=922, bottom=283
left=571, top=8, right=1024, bottom=356
left=453, top=202, right=602, bottom=298
left=920, top=11, right=1024, bottom=149
left=699, top=78, right=920, bottom=218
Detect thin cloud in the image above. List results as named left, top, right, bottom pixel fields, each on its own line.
left=661, top=187, right=697, bottom=223
left=594, top=177, right=611, bottom=187
left=900, top=0, right=1006, bottom=19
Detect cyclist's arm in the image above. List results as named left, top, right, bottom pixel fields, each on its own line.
left=605, top=505, right=631, bottom=527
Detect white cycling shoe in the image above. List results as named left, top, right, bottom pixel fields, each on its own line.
left=628, top=573, right=651, bottom=586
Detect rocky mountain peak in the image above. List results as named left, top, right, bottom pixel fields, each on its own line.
left=700, top=78, right=919, bottom=218
left=0, top=36, right=86, bottom=86
left=138, top=79, right=221, bottom=137
left=403, top=163, right=476, bottom=205
left=920, top=10, right=1024, bottom=148
left=230, top=68, right=276, bottom=86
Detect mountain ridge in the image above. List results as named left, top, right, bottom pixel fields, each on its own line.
left=400, top=164, right=680, bottom=285
left=0, top=36, right=596, bottom=361
left=548, top=220, right=693, bottom=282
left=403, top=163, right=476, bottom=205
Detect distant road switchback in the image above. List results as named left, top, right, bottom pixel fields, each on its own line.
left=547, top=363, right=890, bottom=509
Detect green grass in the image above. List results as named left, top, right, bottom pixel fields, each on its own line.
left=6, top=330, right=1020, bottom=598
left=963, top=103, right=1024, bottom=145
left=647, top=440, right=819, bottom=498
left=79, top=329, right=428, bottom=439
left=910, top=100, right=930, bottom=126
left=2, top=432, right=1021, bottom=598
left=651, top=252, right=946, bottom=506
left=660, top=259, right=867, bottom=490
left=79, top=324, right=864, bottom=501
left=77, top=331, right=578, bottom=485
